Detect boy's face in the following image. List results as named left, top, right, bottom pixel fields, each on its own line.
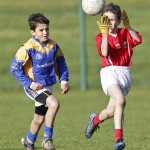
left=31, top=23, right=49, bottom=43
left=104, top=11, right=120, bottom=34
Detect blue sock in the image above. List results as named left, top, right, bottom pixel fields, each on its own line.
left=26, top=131, right=37, bottom=145
left=44, top=125, right=53, bottom=140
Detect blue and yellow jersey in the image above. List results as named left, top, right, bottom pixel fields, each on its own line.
left=10, top=37, right=69, bottom=88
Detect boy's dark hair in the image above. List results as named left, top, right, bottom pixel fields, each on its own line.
left=28, top=13, right=50, bottom=31
left=102, top=3, right=122, bottom=21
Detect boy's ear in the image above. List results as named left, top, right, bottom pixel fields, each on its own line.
left=31, top=30, right=35, bottom=36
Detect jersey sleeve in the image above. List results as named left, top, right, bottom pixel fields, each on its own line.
left=54, top=45, right=69, bottom=82
left=127, top=30, right=142, bottom=48
left=10, top=45, right=32, bottom=88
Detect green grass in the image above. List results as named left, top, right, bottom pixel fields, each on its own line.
left=0, top=85, right=150, bottom=149
left=0, top=0, right=150, bottom=149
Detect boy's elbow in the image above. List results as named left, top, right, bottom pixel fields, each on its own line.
left=138, top=37, right=142, bottom=43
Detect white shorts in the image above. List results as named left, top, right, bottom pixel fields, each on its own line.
left=24, top=86, right=53, bottom=107
left=100, top=66, right=131, bottom=96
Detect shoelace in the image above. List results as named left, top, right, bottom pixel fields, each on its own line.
left=93, top=125, right=100, bottom=131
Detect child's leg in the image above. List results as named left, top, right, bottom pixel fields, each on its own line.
left=23, top=113, right=45, bottom=148
left=30, top=113, right=45, bottom=134
left=85, top=91, right=116, bottom=138
left=108, top=84, right=126, bottom=142
left=44, top=95, right=60, bottom=140
left=40, top=95, right=59, bottom=150
left=93, top=98, right=115, bottom=126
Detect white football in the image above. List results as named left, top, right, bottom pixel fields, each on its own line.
left=82, top=0, right=105, bottom=16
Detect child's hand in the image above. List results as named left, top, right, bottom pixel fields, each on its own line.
left=60, top=83, right=70, bottom=94
left=97, top=15, right=110, bottom=34
left=122, top=10, right=130, bottom=28
left=30, top=82, right=44, bottom=91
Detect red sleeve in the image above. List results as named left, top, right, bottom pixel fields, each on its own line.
left=133, top=32, right=142, bottom=47
left=127, top=30, right=142, bottom=48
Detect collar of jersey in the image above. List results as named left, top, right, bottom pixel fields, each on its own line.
left=32, top=36, right=50, bottom=47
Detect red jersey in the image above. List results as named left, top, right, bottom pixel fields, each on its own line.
left=96, top=28, right=142, bottom=67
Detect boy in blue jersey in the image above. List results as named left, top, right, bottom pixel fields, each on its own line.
left=10, top=13, right=70, bottom=150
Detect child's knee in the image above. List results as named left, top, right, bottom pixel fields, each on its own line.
left=46, top=96, right=60, bottom=110
left=33, top=115, right=44, bottom=125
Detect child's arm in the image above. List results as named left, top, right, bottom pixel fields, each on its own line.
left=30, top=82, right=44, bottom=91
left=122, top=10, right=141, bottom=42
left=60, top=82, right=70, bottom=94
left=126, top=27, right=141, bottom=42
left=10, top=46, right=33, bottom=89
left=55, top=45, right=69, bottom=94
left=97, top=15, right=110, bottom=56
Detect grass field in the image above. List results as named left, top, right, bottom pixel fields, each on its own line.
left=0, top=0, right=150, bottom=149
left=0, top=85, right=150, bottom=149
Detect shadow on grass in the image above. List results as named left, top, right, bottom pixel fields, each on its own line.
left=0, top=146, right=67, bottom=150
left=0, top=146, right=42, bottom=150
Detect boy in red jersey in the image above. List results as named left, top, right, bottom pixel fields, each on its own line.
left=85, top=3, right=142, bottom=150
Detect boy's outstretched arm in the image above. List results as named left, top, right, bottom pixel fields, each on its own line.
left=122, top=10, right=142, bottom=42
